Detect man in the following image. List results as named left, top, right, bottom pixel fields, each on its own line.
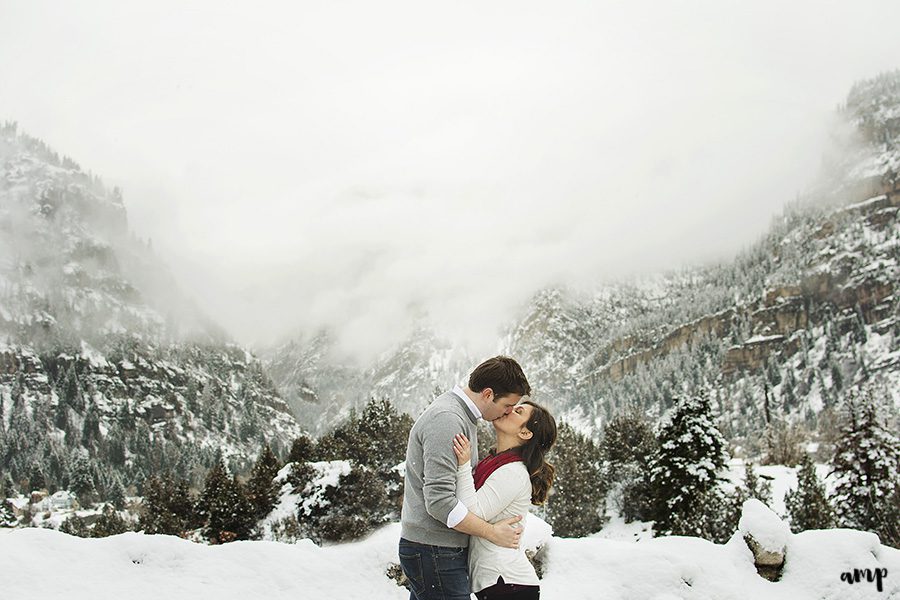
left=399, top=356, right=532, bottom=600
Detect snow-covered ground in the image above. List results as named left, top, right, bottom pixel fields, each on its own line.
left=4, top=465, right=897, bottom=598
left=3, top=509, right=898, bottom=600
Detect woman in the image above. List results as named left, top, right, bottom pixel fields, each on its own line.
left=452, top=400, right=557, bottom=600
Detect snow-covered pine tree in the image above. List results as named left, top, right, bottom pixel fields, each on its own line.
left=0, top=498, right=15, bottom=527
left=545, top=422, right=606, bottom=537
left=829, top=387, right=900, bottom=547
left=107, top=473, right=127, bottom=510
left=354, top=397, right=414, bottom=474
left=785, top=454, right=834, bottom=532
left=68, top=453, right=96, bottom=505
left=197, top=457, right=254, bottom=543
left=91, top=504, right=131, bottom=537
left=246, top=444, right=282, bottom=521
left=649, top=392, right=729, bottom=541
left=316, top=397, right=412, bottom=474
left=59, top=514, right=91, bottom=537
left=312, top=464, right=391, bottom=543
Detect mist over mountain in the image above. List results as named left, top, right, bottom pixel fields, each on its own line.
left=266, top=71, right=900, bottom=450
left=1, top=69, right=898, bottom=499
left=0, top=124, right=302, bottom=494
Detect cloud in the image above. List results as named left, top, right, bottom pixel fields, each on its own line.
left=2, top=0, right=899, bottom=360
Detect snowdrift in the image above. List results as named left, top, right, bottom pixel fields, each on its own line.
left=3, top=516, right=898, bottom=599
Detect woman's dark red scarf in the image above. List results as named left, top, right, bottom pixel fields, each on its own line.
left=473, top=449, right=523, bottom=490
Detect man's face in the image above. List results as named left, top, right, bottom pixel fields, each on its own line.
left=481, top=391, right=523, bottom=421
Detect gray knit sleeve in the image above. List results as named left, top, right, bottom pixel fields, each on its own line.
left=421, top=410, right=468, bottom=525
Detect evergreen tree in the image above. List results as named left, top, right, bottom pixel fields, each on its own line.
left=762, top=418, right=805, bottom=466
left=81, top=402, right=102, bottom=450
left=54, top=403, right=69, bottom=432
left=246, top=445, right=282, bottom=521
left=140, top=474, right=195, bottom=536
left=60, top=366, right=85, bottom=411
left=106, top=427, right=127, bottom=468
left=649, top=393, right=729, bottom=540
left=600, top=412, right=657, bottom=523
left=69, top=453, right=95, bottom=505
left=107, top=474, right=127, bottom=510
left=1, top=473, right=15, bottom=498
left=184, top=380, right=200, bottom=414
left=785, top=454, right=834, bottom=532
left=91, top=504, right=131, bottom=537
left=238, top=392, right=261, bottom=442
left=285, top=460, right=316, bottom=493
left=545, top=423, right=606, bottom=537
left=197, top=457, right=254, bottom=543
left=287, top=434, right=315, bottom=464
left=740, top=462, right=773, bottom=507
left=316, top=398, right=413, bottom=474
left=59, top=514, right=91, bottom=537
left=600, top=411, right=657, bottom=471
left=723, top=462, right=776, bottom=536
left=311, top=464, right=390, bottom=543
left=0, top=499, right=15, bottom=527
left=829, top=388, right=900, bottom=547
left=28, top=462, right=46, bottom=492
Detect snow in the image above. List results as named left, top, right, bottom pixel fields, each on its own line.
left=742, top=334, right=785, bottom=345
left=521, top=513, right=552, bottom=553
left=843, top=194, right=890, bottom=213
left=722, top=461, right=836, bottom=519
left=756, top=465, right=797, bottom=516
left=80, top=340, right=111, bottom=368
left=739, top=499, right=791, bottom=552
left=595, top=514, right=655, bottom=542
left=3, top=512, right=899, bottom=599
left=299, top=461, right=352, bottom=514
left=3, top=525, right=406, bottom=599
left=260, top=460, right=353, bottom=540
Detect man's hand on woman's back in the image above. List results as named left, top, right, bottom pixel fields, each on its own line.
left=489, top=514, right=524, bottom=549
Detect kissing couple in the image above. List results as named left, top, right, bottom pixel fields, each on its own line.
left=399, top=356, right=557, bottom=600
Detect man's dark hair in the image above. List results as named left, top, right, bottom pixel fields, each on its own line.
left=468, top=356, right=531, bottom=400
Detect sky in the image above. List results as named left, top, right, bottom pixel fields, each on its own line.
left=2, top=1, right=900, bottom=360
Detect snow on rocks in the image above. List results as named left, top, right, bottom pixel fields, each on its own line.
left=738, top=499, right=791, bottom=580
left=739, top=499, right=791, bottom=554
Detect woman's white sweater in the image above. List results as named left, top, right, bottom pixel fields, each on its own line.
left=456, top=460, right=539, bottom=593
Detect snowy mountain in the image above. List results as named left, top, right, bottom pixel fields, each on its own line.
left=267, top=72, right=900, bottom=451
left=263, top=326, right=473, bottom=435
left=0, top=123, right=303, bottom=494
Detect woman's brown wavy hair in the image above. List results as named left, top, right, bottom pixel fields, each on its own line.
left=517, top=400, right=557, bottom=505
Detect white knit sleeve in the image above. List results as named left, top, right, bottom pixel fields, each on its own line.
left=456, top=462, right=529, bottom=522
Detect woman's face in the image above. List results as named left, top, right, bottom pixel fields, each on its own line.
left=492, top=402, right=534, bottom=442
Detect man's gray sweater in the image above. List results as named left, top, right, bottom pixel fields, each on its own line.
left=400, top=390, right=480, bottom=547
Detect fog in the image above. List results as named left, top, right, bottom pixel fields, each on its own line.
left=2, top=1, right=899, bottom=360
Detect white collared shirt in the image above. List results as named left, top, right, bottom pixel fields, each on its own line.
left=452, top=384, right=482, bottom=420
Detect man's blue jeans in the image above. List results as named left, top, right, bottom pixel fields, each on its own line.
left=399, top=538, right=470, bottom=600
